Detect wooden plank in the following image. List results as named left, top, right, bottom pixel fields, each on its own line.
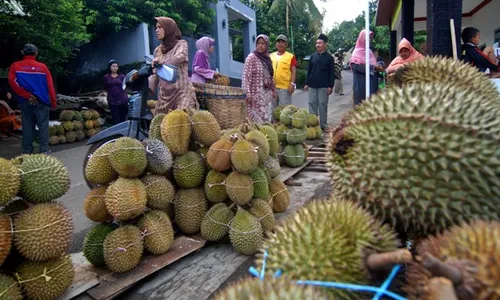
left=57, top=254, right=100, bottom=300
left=84, top=235, right=206, bottom=300
left=303, top=166, right=329, bottom=172
left=278, top=159, right=312, bottom=182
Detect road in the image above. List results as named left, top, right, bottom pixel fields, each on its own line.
left=2, top=71, right=354, bottom=299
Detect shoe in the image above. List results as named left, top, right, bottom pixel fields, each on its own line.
left=339, top=93, right=345, bottom=96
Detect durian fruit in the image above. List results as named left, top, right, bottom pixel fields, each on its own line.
left=73, top=111, right=83, bottom=121
left=214, top=277, right=328, bottom=300
left=229, top=209, right=263, bottom=255
left=279, top=106, right=296, bottom=126
left=275, top=123, right=288, bottom=143
left=82, top=110, right=93, bottom=121
left=105, top=178, right=147, bottom=221
left=93, top=120, right=100, bottom=128
left=189, top=110, right=221, bottom=146
left=273, top=105, right=283, bottom=122
left=58, top=135, right=67, bottom=144
left=62, top=121, right=74, bottom=131
left=174, top=188, right=208, bottom=234
left=13, top=203, right=73, bottom=261
left=138, top=210, right=174, bottom=255
left=225, top=172, right=254, bottom=206
left=250, top=168, right=270, bottom=200
left=306, top=127, right=317, bottom=140
left=141, top=174, right=175, bottom=211
left=0, top=158, right=21, bottom=206
left=249, top=199, right=275, bottom=232
left=103, top=225, right=143, bottom=273
left=84, top=142, right=119, bottom=185
left=173, top=151, right=206, bottom=188
left=291, top=111, right=307, bottom=128
left=257, top=199, right=400, bottom=299
left=284, top=144, right=306, bottom=167
left=65, top=130, right=77, bottom=143
left=59, top=110, right=74, bottom=121
left=246, top=130, right=270, bottom=164
left=83, top=223, right=117, bottom=266
left=269, top=179, right=290, bottom=213
left=13, top=154, right=70, bottom=203
left=263, top=156, right=281, bottom=178
left=55, top=125, right=65, bottom=135
left=205, top=170, right=229, bottom=203
left=0, top=214, right=12, bottom=266
left=258, top=125, right=279, bottom=156
left=75, top=129, right=85, bottom=141
left=307, top=113, right=319, bottom=127
left=207, top=139, right=233, bottom=172
left=108, top=137, right=147, bottom=178
left=90, top=109, right=100, bottom=120
left=86, top=128, right=97, bottom=138
left=142, top=138, right=172, bottom=175
left=84, top=120, right=94, bottom=129
left=231, top=138, right=259, bottom=174
left=0, top=273, right=23, bottom=300
left=73, top=120, right=83, bottom=131
left=48, top=125, right=57, bottom=137
left=286, top=128, right=307, bottom=145
left=49, top=135, right=60, bottom=145
left=328, top=82, right=500, bottom=235
left=83, top=187, right=112, bottom=222
left=315, top=126, right=323, bottom=139
left=16, top=255, right=74, bottom=300
left=161, top=110, right=191, bottom=156
left=149, top=113, right=166, bottom=140
left=394, top=56, right=499, bottom=99
left=404, top=220, right=500, bottom=300
left=200, top=203, right=234, bottom=241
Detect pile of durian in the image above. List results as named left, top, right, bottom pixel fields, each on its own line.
left=0, top=154, right=74, bottom=299
left=49, top=109, right=101, bottom=145
left=215, top=57, right=500, bottom=299
left=82, top=108, right=291, bottom=273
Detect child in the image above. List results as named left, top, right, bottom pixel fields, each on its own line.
left=461, top=27, right=500, bottom=76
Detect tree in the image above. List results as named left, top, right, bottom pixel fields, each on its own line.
left=83, top=0, right=218, bottom=37
left=268, top=0, right=325, bottom=37
left=0, top=0, right=89, bottom=74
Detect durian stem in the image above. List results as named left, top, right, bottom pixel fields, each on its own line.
left=366, top=249, right=413, bottom=271
left=428, top=277, right=458, bottom=300
left=422, top=254, right=462, bottom=285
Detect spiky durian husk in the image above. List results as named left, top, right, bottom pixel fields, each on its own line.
left=404, top=220, right=500, bottom=300
left=328, top=83, right=500, bottom=236
left=393, top=56, right=499, bottom=99
left=256, top=199, right=399, bottom=299
left=214, top=276, right=329, bottom=300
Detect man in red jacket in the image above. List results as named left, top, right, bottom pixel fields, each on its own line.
left=8, top=44, right=56, bottom=154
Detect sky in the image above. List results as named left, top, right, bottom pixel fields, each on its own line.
left=314, top=0, right=368, bottom=32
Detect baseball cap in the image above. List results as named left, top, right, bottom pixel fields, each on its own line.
left=22, top=44, right=38, bottom=55
left=276, top=34, right=288, bottom=42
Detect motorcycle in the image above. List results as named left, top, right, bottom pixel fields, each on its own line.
left=83, top=56, right=178, bottom=189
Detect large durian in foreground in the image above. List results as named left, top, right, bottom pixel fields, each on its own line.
left=256, top=199, right=402, bottom=299
left=393, top=56, right=499, bottom=99
left=404, top=220, right=500, bottom=300
left=214, top=277, right=328, bottom=300
left=328, top=82, right=500, bottom=235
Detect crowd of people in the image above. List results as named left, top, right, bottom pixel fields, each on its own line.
left=4, top=16, right=500, bottom=154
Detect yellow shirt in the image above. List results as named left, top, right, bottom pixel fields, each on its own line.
left=270, top=51, right=294, bottom=89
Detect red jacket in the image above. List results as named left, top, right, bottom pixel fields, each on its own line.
left=8, top=56, right=57, bottom=109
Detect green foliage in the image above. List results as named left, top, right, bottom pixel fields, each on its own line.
left=0, top=0, right=90, bottom=73
left=83, top=0, right=217, bottom=37
left=295, top=68, right=307, bottom=88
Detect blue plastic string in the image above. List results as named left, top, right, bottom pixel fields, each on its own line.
left=248, top=249, right=407, bottom=300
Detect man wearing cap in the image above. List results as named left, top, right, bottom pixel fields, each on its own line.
left=8, top=44, right=56, bottom=154
left=270, top=34, right=297, bottom=112
left=304, top=33, right=335, bottom=132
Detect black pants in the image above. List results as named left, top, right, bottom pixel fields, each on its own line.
left=109, top=103, right=128, bottom=125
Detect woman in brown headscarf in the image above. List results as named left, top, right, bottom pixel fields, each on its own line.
left=149, top=17, right=198, bottom=114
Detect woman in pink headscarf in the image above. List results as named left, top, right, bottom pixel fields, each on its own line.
left=191, top=37, right=218, bottom=83
left=386, top=38, right=424, bottom=74
left=349, top=30, right=380, bottom=106
left=241, top=34, right=275, bottom=124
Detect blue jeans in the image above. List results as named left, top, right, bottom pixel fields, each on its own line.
left=20, top=102, right=50, bottom=154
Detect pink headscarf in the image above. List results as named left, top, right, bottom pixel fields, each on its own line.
left=192, top=37, right=215, bottom=70
left=386, top=38, right=424, bottom=73
left=349, top=30, right=377, bottom=66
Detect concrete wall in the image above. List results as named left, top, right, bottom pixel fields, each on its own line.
left=71, top=23, right=150, bottom=76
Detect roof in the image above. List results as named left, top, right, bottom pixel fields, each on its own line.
left=375, top=0, right=398, bottom=26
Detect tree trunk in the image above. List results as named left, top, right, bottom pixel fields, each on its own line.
left=286, top=0, right=290, bottom=36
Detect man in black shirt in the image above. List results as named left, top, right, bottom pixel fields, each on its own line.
left=304, top=33, right=335, bottom=131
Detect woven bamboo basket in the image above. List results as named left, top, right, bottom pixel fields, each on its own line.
left=192, top=82, right=247, bottom=129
